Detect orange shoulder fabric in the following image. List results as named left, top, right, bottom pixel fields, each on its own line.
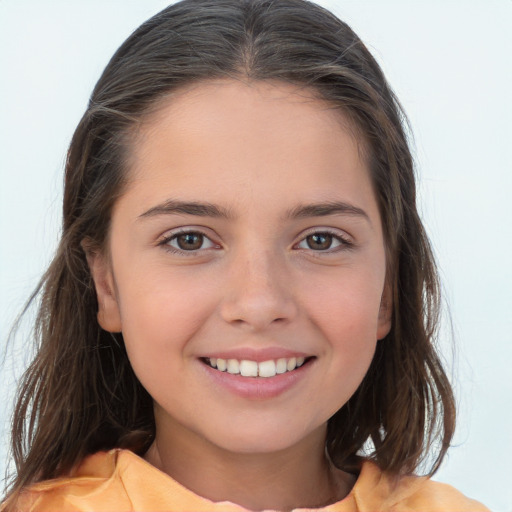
left=2, top=449, right=489, bottom=512
left=3, top=450, right=244, bottom=512
left=349, top=461, right=490, bottom=512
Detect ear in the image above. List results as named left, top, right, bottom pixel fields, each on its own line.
left=82, top=240, right=122, bottom=333
left=377, top=279, right=393, bottom=341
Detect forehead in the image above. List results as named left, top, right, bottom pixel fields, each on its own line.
left=121, top=79, right=377, bottom=221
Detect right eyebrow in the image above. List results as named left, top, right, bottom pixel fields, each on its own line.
left=137, top=199, right=233, bottom=220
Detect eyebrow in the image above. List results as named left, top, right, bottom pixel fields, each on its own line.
left=138, top=199, right=370, bottom=223
left=138, top=199, right=233, bottom=219
left=285, top=201, right=370, bottom=223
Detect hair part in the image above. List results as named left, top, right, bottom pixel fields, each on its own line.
left=5, top=0, right=455, bottom=503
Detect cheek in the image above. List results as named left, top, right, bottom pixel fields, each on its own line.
left=300, top=270, right=382, bottom=395
left=302, top=269, right=384, bottom=341
left=114, top=267, right=219, bottom=358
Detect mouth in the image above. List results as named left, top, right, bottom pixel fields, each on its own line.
left=201, top=356, right=314, bottom=378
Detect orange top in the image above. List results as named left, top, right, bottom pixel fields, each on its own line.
left=3, top=449, right=488, bottom=512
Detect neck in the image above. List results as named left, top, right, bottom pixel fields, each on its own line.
left=144, top=420, right=356, bottom=511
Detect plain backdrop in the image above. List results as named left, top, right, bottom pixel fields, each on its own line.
left=0, top=1, right=510, bottom=510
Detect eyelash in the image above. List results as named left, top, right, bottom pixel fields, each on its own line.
left=158, top=228, right=353, bottom=256
left=295, top=229, right=353, bottom=253
left=158, top=229, right=219, bottom=256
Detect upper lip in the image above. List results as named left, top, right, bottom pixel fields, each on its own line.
left=200, top=347, right=312, bottom=363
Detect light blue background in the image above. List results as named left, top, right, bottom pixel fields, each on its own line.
left=1, top=1, right=510, bottom=510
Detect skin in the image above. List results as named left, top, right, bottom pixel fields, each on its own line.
left=88, top=79, right=392, bottom=510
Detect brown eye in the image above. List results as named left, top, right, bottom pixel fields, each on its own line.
left=306, top=233, right=333, bottom=250
left=163, top=230, right=217, bottom=254
left=296, top=231, right=348, bottom=252
left=175, top=233, right=204, bottom=250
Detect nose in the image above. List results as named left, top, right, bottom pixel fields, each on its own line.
left=219, top=248, right=298, bottom=331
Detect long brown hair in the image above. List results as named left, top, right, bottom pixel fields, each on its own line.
left=5, top=0, right=455, bottom=502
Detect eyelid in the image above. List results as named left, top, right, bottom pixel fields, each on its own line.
left=293, top=227, right=354, bottom=252
left=157, top=227, right=221, bottom=255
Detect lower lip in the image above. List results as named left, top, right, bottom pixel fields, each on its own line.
left=200, top=359, right=313, bottom=400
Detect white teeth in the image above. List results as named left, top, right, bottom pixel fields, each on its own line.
left=227, top=359, right=240, bottom=374
left=276, top=358, right=287, bottom=374
left=240, top=360, right=258, bottom=377
left=206, top=356, right=308, bottom=377
left=258, top=360, right=277, bottom=378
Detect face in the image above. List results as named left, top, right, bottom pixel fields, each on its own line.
left=89, top=80, right=391, bottom=456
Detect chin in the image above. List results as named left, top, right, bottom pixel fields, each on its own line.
left=229, top=438, right=295, bottom=454
left=200, top=420, right=326, bottom=456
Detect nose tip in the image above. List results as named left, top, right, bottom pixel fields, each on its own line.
left=219, top=257, right=298, bottom=331
left=221, top=298, right=294, bottom=330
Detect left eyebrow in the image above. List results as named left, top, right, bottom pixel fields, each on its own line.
left=286, top=201, right=371, bottom=223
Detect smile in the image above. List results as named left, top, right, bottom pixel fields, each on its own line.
left=204, top=357, right=307, bottom=378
